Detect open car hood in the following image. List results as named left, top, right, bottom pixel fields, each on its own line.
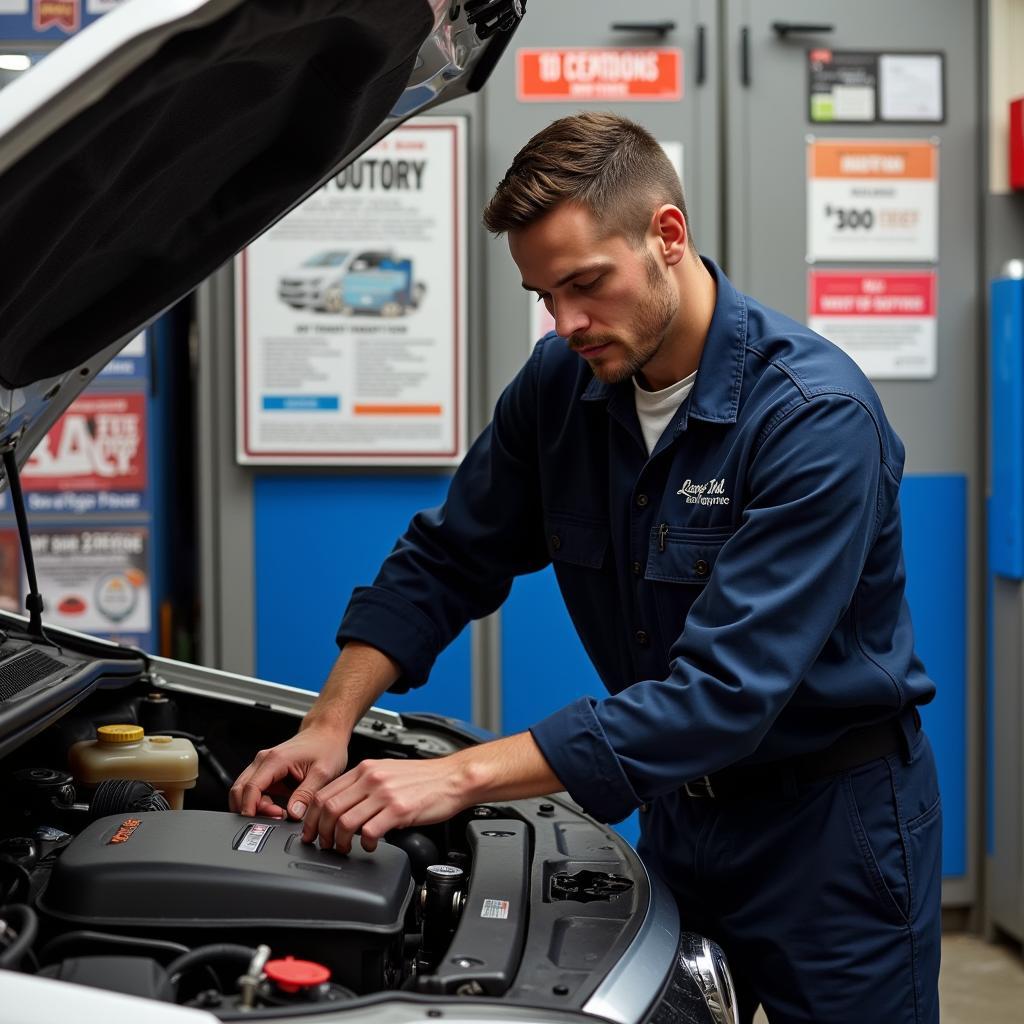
left=0, top=0, right=523, bottom=465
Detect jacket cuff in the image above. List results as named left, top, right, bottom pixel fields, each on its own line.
left=529, top=697, right=640, bottom=823
left=336, top=586, right=441, bottom=692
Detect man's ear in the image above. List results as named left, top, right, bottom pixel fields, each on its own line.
left=651, top=205, right=688, bottom=267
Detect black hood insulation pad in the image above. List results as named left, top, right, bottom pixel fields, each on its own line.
left=0, top=0, right=432, bottom=388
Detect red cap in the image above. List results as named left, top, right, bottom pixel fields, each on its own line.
left=264, top=956, right=331, bottom=993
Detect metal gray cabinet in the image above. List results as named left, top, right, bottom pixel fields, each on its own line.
left=721, top=0, right=981, bottom=907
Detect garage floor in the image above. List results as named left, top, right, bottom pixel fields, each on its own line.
left=750, top=934, right=1024, bottom=1022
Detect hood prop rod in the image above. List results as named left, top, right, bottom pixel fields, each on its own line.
left=2, top=447, right=46, bottom=639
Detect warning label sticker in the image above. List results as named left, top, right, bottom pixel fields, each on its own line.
left=480, top=899, right=510, bottom=920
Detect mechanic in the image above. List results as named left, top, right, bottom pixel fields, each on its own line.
left=231, top=113, right=941, bottom=1024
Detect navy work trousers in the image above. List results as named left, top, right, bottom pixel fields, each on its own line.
left=638, top=730, right=942, bottom=1023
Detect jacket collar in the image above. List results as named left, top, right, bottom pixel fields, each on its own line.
left=580, top=257, right=748, bottom=429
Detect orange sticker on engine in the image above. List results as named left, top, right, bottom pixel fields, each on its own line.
left=108, top=818, right=142, bottom=844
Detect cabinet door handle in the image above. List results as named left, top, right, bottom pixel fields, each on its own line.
left=696, top=23, right=706, bottom=85
left=771, top=22, right=835, bottom=38
left=740, top=26, right=750, bottom=87
left=610, top=21, right=676, bottom=37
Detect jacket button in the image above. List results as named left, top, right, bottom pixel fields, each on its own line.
left=631, top=561, right=642, bottom=576
left=551, top=534, right=561, bottom=551
left=635, top=630, right=649, bottom=646
left=694, top=559, right=709, bottom=577
left=636, top=493, right=649, bottom=507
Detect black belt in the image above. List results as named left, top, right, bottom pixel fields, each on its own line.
left=680, top=706, right=922, bottom=800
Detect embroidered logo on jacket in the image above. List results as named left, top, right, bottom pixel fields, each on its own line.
left=677, top=478, right=731, bottom=506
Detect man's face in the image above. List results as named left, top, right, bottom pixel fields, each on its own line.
left=509, top=202, right=679, bottom=385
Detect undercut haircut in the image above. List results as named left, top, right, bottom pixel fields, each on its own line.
left=483, top=112, right=695, bottom=252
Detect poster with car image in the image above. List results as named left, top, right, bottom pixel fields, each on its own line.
left=236, top=116, right=467, bottom=465
left=28, top=525, right=151, bottom=636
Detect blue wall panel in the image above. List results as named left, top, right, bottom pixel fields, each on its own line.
left=502, top=475, right=967, bottom=871
left=900, top=475, right=967, bottom=877
left=254, top=475, right=471, bottom=721
left=502, top=567, right=641, bottom=846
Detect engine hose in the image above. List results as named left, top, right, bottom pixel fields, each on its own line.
left=88, top=779, right=170, bottom=821
left=0, top=904, right=39, bottom=969
left=39, top=930, right=190, bottom=966
left=159, top=943, right=257, bottom=1003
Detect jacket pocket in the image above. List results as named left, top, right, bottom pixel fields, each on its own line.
left=545, top=512, right=609, bottom=570
left=644, top=525, right=732, bottom=584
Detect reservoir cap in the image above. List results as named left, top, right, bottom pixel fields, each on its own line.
left=264, top=956, right=330, bottom=993
left=97, top=724, right=144, bottom=744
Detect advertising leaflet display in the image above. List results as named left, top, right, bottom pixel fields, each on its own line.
left=807, top=138, right=939, bottom=263
left=808, top=270, right=937, bottom=380
left=1, top=334, right=156, bottom=649
left=28, top=525, right=151, bottom=636
left=237, top=116, right=467, bottom=466
left=21, top=392, right=147, bottom=513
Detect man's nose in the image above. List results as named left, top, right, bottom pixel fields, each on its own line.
left=553, top=300, right=589, bottom=339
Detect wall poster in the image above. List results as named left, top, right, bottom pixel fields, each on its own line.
left=21, top=391, right=147, bottom=513
left=236, top=116, right=467, bottom=465
left=28, top=525, right=151, bottom=637
left=808, top=270, right=937, bottom=380
left=807, top=138, right=939, bottom=263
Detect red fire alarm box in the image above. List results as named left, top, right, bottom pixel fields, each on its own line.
left=1012, top=97, right=1024, bottom=190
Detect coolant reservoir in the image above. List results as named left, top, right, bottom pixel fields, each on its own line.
left=68, top=724, right=198, bottom=809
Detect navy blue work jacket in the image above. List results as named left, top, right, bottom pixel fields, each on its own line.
left=338, top=259, right=935, bottom=824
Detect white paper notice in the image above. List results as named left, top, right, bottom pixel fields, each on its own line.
left=236, top=117, right=467, bottom=465
left=807, top=139, right=939, bottom=263
left=879, top=54, right=943, bottom=122
left=808, top=270, right=937, bottom=379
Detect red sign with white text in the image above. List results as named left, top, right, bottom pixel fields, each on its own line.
left=517, top=48, right=682, bottom=102
left=809, top=271, right=936, bottom=317
left=808, top=270, right=938, bottom=379
left=23, top=393, right=147, bottom=491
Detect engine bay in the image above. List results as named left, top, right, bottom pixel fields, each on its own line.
left=0, top=631, right=647, bottom=1018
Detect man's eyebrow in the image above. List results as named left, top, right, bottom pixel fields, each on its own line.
left=521, top=263, right=611, bottom=292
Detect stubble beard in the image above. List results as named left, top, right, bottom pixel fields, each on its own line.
left=587, top=255, right=679, bottom=385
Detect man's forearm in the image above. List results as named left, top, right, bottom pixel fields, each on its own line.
left=301, top=642, right=401, bottom=741
left=448, top=730, right=564, bottom=805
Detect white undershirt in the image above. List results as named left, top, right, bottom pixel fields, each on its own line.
left=633, top=371, right=697, bottom=456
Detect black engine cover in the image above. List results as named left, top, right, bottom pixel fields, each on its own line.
left=39, top=810, right=413, bottom=990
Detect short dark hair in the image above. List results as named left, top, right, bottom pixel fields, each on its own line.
left=483, top=112, right=694, bottom=250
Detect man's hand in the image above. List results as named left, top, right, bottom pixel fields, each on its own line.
left=301, top=731, right=563, bottom=853
left=229, top=642, right=402, bottom=820
left=302, top=754, right=482, bottom=853
left=229, top=723, right=348, bottom=820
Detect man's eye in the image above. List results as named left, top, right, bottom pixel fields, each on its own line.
left=574, top=277, right=601, bottom=292
left=536, top=293, right=551, bottom=304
